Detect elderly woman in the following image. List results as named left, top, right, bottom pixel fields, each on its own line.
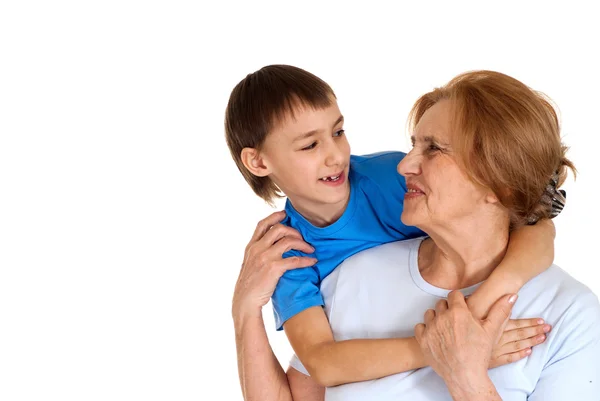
left=233, top=71, right=600, bottom=400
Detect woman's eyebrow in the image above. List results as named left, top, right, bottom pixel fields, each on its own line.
left=410, top=135, right=449, bottom=146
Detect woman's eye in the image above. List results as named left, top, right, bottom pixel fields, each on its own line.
left=302, top=142, right=317, bottom=151
left=428, top=144, right=441, bottom=152
left=333, top=129, right=345, bottom=137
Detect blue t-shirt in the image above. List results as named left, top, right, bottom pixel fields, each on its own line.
left=271, top=151, right=425, bottom=330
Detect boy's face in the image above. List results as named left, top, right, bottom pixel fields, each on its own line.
left=261, top=99, right=351, bottom=216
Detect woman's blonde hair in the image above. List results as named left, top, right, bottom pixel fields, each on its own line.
left=408, top=70, right=576, bottom=229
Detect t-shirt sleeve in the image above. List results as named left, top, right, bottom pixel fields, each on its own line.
left=527, top=292, right=600, bottom=400
left=355, top=151, right=425, bottom=239
left=271, top=249, right=324, bottom=331
left=289, top=353, right=310, bottom=376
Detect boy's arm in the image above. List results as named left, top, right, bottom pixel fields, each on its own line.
left=284, top=306, right=426, bottom=387
left=467, top=219, right=556, bottom=319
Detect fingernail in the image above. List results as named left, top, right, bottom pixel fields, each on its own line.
left=508, top=294, right=518, bottom=304
left=543, top=324, right=551, bottom=333
left=526, top=348, right=532, bottom=355
left=537, top=334, right=546, bottom=341
left=537, top=319, right=545, bottom=325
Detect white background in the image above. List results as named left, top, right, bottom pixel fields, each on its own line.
left=1, top=1, right=599, bottom=400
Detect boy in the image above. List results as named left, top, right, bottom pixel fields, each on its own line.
left=225, top=64, right=555, bottom=386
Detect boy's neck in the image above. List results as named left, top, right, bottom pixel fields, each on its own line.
left=288, top=193, right=350, bottom=228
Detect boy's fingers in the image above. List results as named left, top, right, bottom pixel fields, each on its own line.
left=505, top=317, right=545, bottom=331
left=500, top=333, right=547, bottom=355
left=501, top=324, right=552, bottom=344
left=489, top=347, right=532, bottom=368
left=251, top=211, right=287, bottom=243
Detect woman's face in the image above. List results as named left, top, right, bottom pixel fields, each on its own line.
left=397, top=100, right=494, bottom=232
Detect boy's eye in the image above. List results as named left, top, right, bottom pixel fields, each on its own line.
left=333, top=129, right=345, bottom=137
left=302, top=142, right=317, bottom=151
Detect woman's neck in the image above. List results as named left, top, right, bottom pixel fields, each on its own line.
left=418, top=218, right=510, bottom=290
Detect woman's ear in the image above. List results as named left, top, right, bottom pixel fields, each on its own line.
left=241, top=147, right=270, bottom=177
left=485, top=190, right=501, bottom=204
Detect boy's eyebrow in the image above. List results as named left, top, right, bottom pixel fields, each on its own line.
left=294, top=115, right=344, bottom=142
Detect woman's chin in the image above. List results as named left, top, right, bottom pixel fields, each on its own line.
left=400, top=212, right=418, bottom=227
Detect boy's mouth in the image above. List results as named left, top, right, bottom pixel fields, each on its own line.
left=319, top=174, right=341, bottom=182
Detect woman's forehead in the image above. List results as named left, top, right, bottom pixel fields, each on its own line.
left=412, top=101, right=453, bottom=145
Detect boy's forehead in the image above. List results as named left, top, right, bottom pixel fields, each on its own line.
left=271, top=100, right=342, bottom=137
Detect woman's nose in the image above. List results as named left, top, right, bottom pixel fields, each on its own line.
left=397, top=151, right=420, bottom=177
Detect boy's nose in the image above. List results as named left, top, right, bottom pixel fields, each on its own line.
left=325, top=142, right=344, bottom=167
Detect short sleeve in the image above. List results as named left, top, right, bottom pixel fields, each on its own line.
left=528, top=292, right=600, bottom=400
left=289, top=353, right=310, bottom=376
left=271, top=250, right=324, bottom=331
left=353, top=152, right=425, bottom=239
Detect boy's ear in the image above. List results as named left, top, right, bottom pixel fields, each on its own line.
left=241, top=147, right=271, bottom=177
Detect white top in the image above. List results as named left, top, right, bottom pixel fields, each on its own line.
left=290, top=238, right=600, bottom=400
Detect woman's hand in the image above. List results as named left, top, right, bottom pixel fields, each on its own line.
left=232, top=211, right=317, bottom=320
left=415, top=291, right=517, bottom=389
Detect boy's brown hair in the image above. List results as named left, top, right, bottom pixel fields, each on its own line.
left=225, top=65, right=336, bottom=204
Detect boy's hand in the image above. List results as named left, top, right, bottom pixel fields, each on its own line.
left=489, top=318, right=552, bottom=368
left=232, top=211, right=317, bottom=319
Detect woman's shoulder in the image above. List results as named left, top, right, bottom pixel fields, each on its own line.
left=520, top=264, right=600, bottom=321
left=328, top=238, right=425, bottom=285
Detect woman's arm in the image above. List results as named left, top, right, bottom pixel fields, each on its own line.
left=468, top=219, right=555, bottom=319
left=287, top=366, right=325, bottom=401
left=232, top=211, right=323, bottom=401
left=445, top=374, right=502, bottom=401
left=234, top=310, right=292, bottom=401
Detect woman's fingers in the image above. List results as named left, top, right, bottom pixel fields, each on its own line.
left=435, top=299, right=448, bottom=314
left=270, top=236, right=316, bottom=259
left=424, top=309, right=436, bottom=325
left=250, top=211, right=287, bottom=244
left=276, top=256, right=318, bottom=275
left=414, top=323, right=426, bottom=340
left=261, top=223, right=306, bottom=249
